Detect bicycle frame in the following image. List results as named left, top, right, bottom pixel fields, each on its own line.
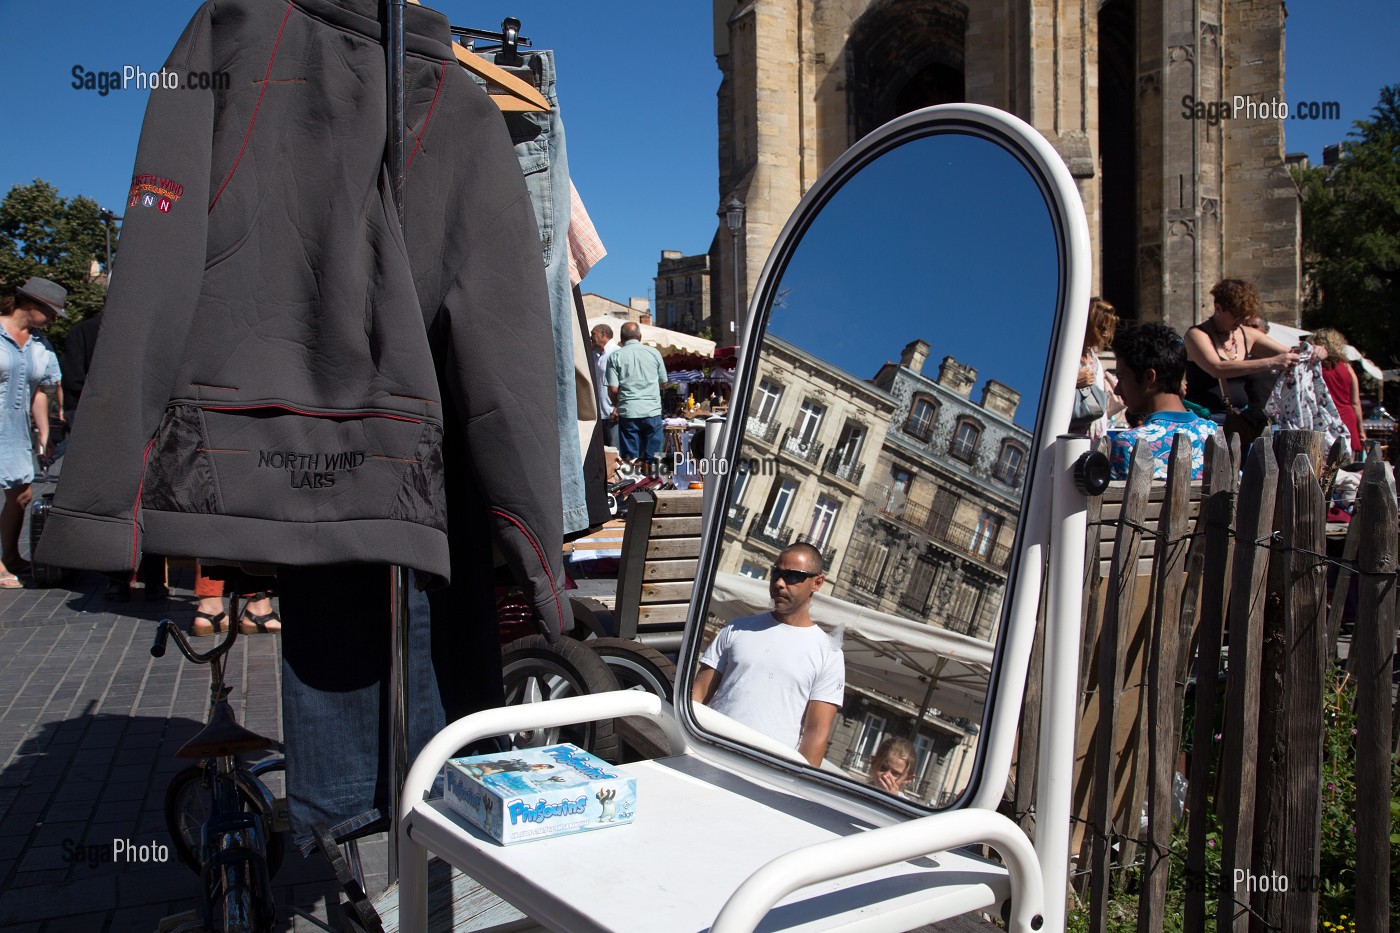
left=153, top=600, right=278, bottom=933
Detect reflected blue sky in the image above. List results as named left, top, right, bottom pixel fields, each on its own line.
left=767, top=132, right=1060, bottom=430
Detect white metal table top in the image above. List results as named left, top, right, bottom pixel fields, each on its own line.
left=403, top=754, right=1009, bottom=933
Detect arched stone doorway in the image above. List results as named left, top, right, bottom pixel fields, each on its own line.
left=846, top=0, right=967, bottom=144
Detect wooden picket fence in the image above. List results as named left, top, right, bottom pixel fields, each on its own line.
left=1013, top=429, right=1397, bottom=931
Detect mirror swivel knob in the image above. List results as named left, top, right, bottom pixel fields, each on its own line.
left=1073, top=450, right=1111, bottom=496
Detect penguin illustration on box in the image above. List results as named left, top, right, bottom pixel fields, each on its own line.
left=596, top=788, right=617, bottom=822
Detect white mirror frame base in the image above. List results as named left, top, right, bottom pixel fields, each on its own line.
left=395, top=104, right=1093, bottom=933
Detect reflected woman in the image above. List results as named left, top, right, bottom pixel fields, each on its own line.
left=692, top=543, right=845, bottom=767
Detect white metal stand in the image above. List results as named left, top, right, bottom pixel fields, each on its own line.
left=397, top=692, right=1051, bottom=933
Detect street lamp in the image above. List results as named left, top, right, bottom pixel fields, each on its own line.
left=97, top=209, right=122, bottom=277
left=721, top=195, right=745, bottom=342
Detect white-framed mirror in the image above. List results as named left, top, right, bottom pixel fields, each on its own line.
left=677, top=104, right=1092, bottom=814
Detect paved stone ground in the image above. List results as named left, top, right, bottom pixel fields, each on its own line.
left=0, top=471, right=390, bottom=931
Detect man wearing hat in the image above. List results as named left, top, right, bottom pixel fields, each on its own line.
left=0, top=278, right=65, bottom=587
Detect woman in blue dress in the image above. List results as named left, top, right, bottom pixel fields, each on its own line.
left=0, top=279, right=65, bottom=587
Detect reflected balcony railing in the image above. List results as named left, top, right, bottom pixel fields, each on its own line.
left=745, top=417, right=780, bottom=445
left=747, top=515, right=793, bottom=551
left=779, top=429, right=823, bottom=465
left=875, top=501, right=1012, bottom=570
left=845, top=569, right=885, bottom=597
left=821, top=451, right=865, bottom=486
left=794, top=534, right=836, bottom=570
left=725, top=504, right=749, bottom=532
left=949, top=439, right=977, bottom=462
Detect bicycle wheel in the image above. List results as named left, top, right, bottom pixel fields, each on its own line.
left=501, top=635, right=621, bottom=761
left=586, top=637, right=677, bottom=699
left=165, top=762, right=286, bottom=878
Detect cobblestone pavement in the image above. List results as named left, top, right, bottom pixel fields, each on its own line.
left=0, top=471, right=390, bottom=931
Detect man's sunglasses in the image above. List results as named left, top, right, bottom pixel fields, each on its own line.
left=769, top=567, right=820, bottom=585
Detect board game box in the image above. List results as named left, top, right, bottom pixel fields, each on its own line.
left=442, top=743, right=636, bottom=845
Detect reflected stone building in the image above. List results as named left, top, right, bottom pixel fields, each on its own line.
left=834, top=340, right=1030, bottom=644
left=716, top=335, right=1027, bottom=804
left=717, top=334, right=895, bottom=582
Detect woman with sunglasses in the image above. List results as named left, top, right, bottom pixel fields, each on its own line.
left=692, top=543, right=845, bottom=766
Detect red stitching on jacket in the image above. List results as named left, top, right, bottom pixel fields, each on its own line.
left=490, top=508, right=564, bottom=637
left=209, top=1, right=295, bottom=212
left=200, top=404, right=422, bottom=424
left=406, top=61, right=447, bottom=170
left=131, top=436, right=159, bottom=570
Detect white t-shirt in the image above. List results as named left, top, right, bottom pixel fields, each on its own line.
left=699, top=613, right=845, bottom=749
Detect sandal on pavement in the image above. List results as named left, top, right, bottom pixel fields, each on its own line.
left=0, top=572, right=23, bottom=589
left=191, top=610, right=229, bottom=637
left=239, top=594, right=282, bottom=634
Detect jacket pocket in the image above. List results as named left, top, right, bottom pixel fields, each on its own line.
left=143, top=403, right=445, bottom=531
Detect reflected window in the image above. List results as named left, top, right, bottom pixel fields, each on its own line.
left=685, top=275, right=694, bottom=293
left=739, top=560, right=767, bottom=580
left=833, top=422, right=865, bottom=467
left=970, top=510, right=1001, bottom=558
left=763, top=478, right=799, bottom=534
left=904, top=395, right=937, bottom=441
left=993, top=441, right=1025, bottom=486
left=803, top=496, right=840, bottom=551
left=755, top=379, right=783, bottom=424
left=794, top=399, right=826, bottom=443
left=853, top=540, right=890, bottom=594
left=927, top=487, right=956, bottom=539
left=882, top=468, right=912, bottom=515
left=855, top=713, right=886, bottom=763
left=666, top=279, right=674, bottom=296
left=899, top=556, right=937, bottom=616
left=950, top=418, right=981, bottom=461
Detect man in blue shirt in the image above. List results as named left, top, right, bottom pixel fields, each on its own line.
left=1109, top=323, right=1219, bottom=480
left=605, top=322, right=669, bottom=465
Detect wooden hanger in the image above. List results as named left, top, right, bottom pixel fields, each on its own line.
left=407, top=1, right=550, bottom=113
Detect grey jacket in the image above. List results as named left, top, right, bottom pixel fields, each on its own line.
left=37, top=0, right=567, bottom=633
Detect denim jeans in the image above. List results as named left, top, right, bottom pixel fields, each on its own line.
left=278, top=422, right=509, bottom=847
left=619, top=416, right=664, bottom=462
left=470, top=49, right=589, bottom=535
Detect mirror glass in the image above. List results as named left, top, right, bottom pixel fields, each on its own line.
left=689, top=130, right=1059, bottom=808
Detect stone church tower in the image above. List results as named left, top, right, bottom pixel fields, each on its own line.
left=710, top=0, right=1301, bottom=336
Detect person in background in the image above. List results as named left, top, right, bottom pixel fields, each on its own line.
left=1109, top=323, right=1219, bottom=480
left=1182, top=279, right=1308, bottom=441
left=1076, top=298, right=1125, bottom=440
left=868, top=736, right=917, bottom=798
left=0, top=279, right=64, bottom=588
left=60, top=308, right=103, bottom=428
left=605, top=321, right=668, bottom=466
left=1310, top=327, right=1366, bottom=458
left=590, top=323, right=619, bottom=449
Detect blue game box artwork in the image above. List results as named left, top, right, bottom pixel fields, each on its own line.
left=443, top=743, right=637, bottom=845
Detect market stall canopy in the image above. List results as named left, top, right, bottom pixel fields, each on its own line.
left=709, top=572, right=994, bottom=728
left=589, top=318, right=715, bottom=356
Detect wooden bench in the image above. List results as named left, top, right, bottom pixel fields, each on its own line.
left=610, top=488, right=703, bottom=652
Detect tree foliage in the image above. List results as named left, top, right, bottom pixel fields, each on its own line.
left=0, top=180, right=116, bottom=352
left=1294, top=84, right=1400, bottom=368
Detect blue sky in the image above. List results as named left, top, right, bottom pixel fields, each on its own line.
left=770, top=133, right=1058, bottom=430
left=0, top=1, right=1393, bottom=306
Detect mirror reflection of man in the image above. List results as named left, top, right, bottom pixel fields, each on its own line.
left=692, top=543, right=845, bottom=766
left=605, top=321, right=668, bottom=467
